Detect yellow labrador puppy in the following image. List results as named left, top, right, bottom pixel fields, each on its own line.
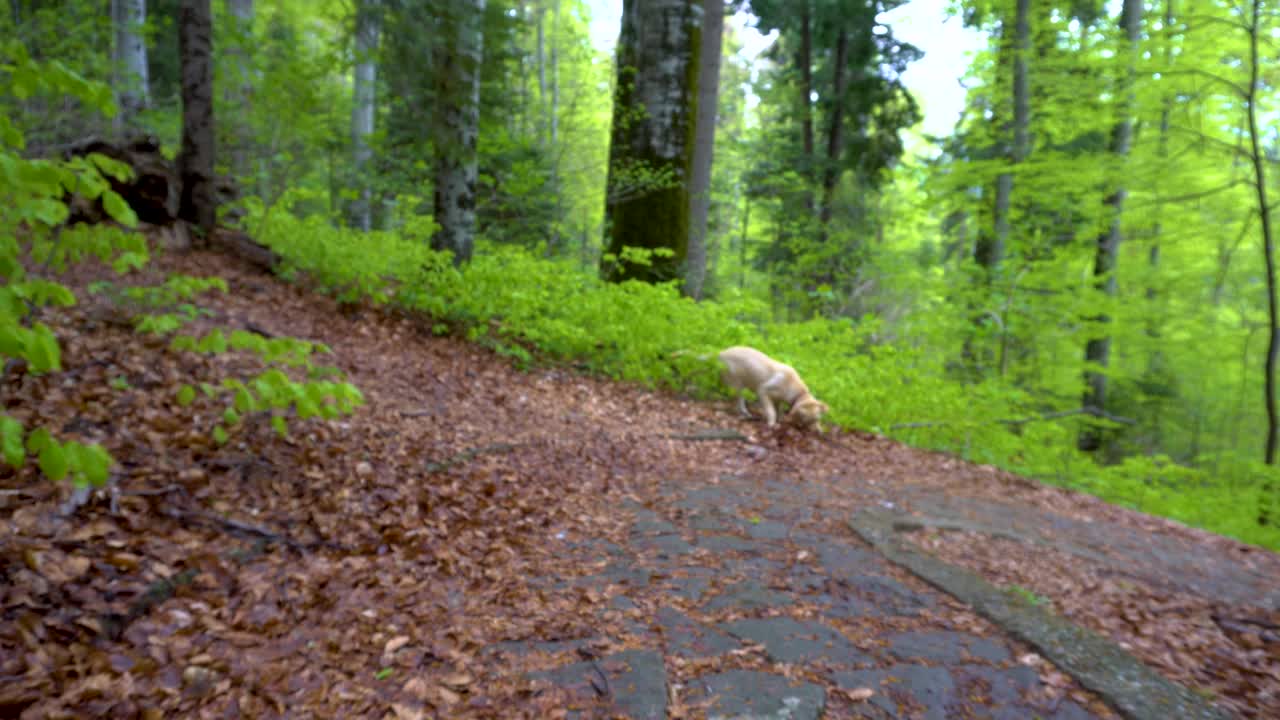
left=716, top=346, right=829, bottom=429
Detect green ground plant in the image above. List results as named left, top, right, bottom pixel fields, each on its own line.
left=253, top=210, right=1280, bottom=551
left=0, top=49, right=362, bottom=492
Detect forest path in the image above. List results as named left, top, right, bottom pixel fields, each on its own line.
left=2, top=246, right=1275, bottom=718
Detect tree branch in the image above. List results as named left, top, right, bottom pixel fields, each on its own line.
left=1128, top=179, right=1247, bottom=209
left=1160, top=68, right=1250, bottom=98
left=1166, top=125, right=1251, bottom=158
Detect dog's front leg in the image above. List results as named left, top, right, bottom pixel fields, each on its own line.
left=756, top=386, right=781, bottom=427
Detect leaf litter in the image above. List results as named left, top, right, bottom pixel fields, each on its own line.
left=0, top=242, right=1275, bottom=718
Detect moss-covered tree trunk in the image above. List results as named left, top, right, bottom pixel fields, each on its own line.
left=431, top=0, right=486, bottom=266
left=600, top=0, right=700, bottom=285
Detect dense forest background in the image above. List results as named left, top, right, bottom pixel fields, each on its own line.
left=4, top=0, right=1280, bottom=550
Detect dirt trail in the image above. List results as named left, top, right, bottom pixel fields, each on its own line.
left=1, top=247, right=1276, bottom=718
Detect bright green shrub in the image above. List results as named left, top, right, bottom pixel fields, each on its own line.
left=251, top=210, right=1280, bottom=550
left=1, top=41, right=140, bottom=489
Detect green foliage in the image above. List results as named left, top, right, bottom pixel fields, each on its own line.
left=91, top=274, right=225, bottom=335
left=254, top=207, right=1280, bottom=550
left=0, top=44, right=138, bottom=488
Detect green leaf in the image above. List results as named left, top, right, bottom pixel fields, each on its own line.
left=38, top=442, right=69, bottom=482
left=222, top=407, right=241, bottom=426
left=374, top=668, right=393, bottom=681
left=197, top=329, right=228, bottom=354
left=26, top=427, right=53, bottom=453
left=177, top=385, right=197, bottom=406
left=233, top=387, right=255, bottom=413
left=271, top=415, right=288, bottom=437
left=0, top=415, right=25, bottom=468
left=79, top=444, right=113, bottom=486
left=26, top=323, right=61, bottom=373
left=213, top=425, right=229, bottom=445
left=112, top=251, right=148, bottom=274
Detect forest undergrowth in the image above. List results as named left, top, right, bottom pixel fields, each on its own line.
left=254, top=205, right=1280, bottom=552
left=2, top=235, right=1278, bottom=716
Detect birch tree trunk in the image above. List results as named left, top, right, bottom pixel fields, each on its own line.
left=111, top=0, right=151, bottom=131
left=177, top=0, right=216, bottom=238
left=684, top=0, right=723, bottom=299
left=1079, top=0, right=1141, bottom=452
left=350, top=0, right=380, bottom=231
left=431, top=0, right=486, bottom=266
left=600, top=0, right=700, bottom=284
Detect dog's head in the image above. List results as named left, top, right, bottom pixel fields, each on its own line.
left=787, top=396, right=830, bottom=429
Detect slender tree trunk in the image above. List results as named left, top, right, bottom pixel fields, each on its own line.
left=224, top=0, right=253, bottom=183
left=177, top=0, right=216, bottom=238
left=818, top=28, right=848, bottom=228
left=1143, top=0, right=1176, bottom=451
left=685, top=0, right=723, bottom=300
left=969, top=0, right=1030, bottom=376
left=600, top=0, right=700, bottom=284
left=534, top=0, right=546, bottom=134
left=431, top=0, right=486, bottom=266
left=549, top=0, right=559, bottom=148
left=1079, top=0, right=1141, bottom=452
left=739, top=196, right=749, bottom=290
left=112, top=0, right=150, bottom=131
left=350, top=0, right=379, bottom=231
left=1246, top=0, right=1279, bottom=481
left=545, top=0, right=563, bottom=255
left=798, top=2, right=814, bottom=210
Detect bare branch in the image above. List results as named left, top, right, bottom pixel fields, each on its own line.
left=1128, top=179, right=1248, bottom=209
left=1166, top=125, right=1251, bottom=158
left=1160, top=67, right=1250, bottom=98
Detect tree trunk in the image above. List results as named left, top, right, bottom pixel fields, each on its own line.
left=431, top=0, right=486, bottom=266
left=600, top=0, right=700, bottom=284
left=177, top=0, right=216, bottom=238
left=1246, top=0, right=1278, bottom=486
left=349, top=0, right=379, bottom=231
left=1079, top=0, right=1141, bottom=452
left=798, top=3, right=814, bottom=213
left=818, top=28, right=848, bottom=228
left=1142, top=0, right=1176, bottom=451
left=684, top=0, right=723, bottom=300
left=111, top=0, right=151, bottom=131
left=545, top=0, right=563, bottom=255
left=225, top=0, right=254, bottom=184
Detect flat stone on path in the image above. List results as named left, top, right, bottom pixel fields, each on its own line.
left=745, top=519, right=790, bottom=540
left=722, top=616, right=873, bottom=667
left=698, top=533, right=758, bottom=553
left=703, top=580, right=793, bottom=611
left=832, top=664, right=955, bottom=720
left=654, top=607, right=739, bottom=659
left=530, top=649, right=666, bottom=719
left=688, top=669, right=826, bottom=720
left=887, top=630, right=1011, bottom=664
